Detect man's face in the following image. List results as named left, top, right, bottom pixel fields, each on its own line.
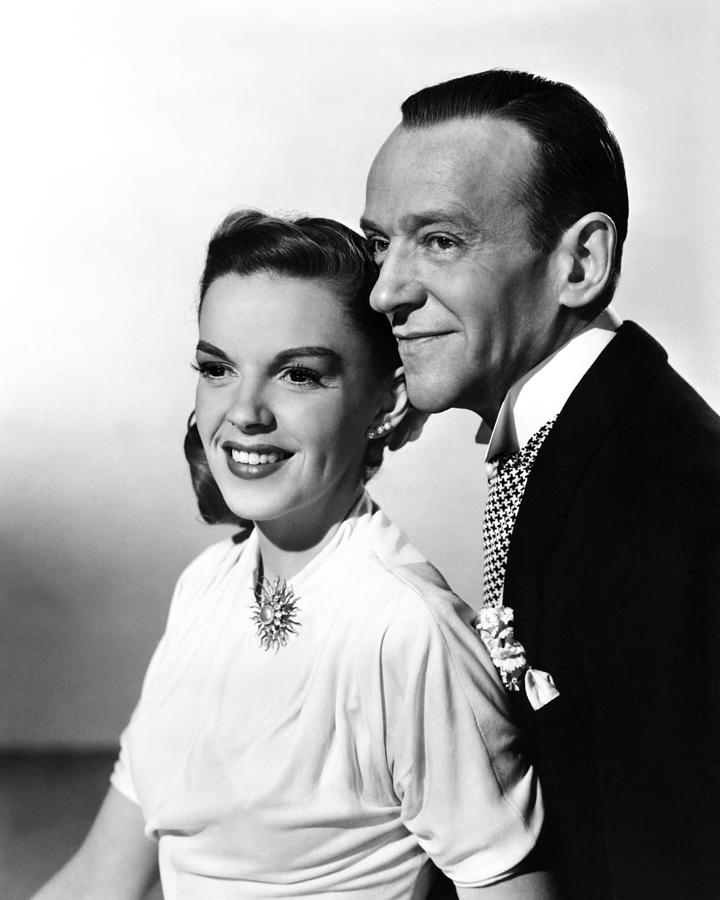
left=362, top=117, right=561, bottom=420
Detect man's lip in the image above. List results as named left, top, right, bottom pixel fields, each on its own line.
left=393, top=330, right=453, bottom=341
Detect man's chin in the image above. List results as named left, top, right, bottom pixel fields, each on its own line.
left=404, top=370, right=482, bottom=415
left=405, top=381, right=455, bottom=414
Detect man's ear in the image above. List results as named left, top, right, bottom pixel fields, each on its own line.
left=556, top=212, right=617, bottom=310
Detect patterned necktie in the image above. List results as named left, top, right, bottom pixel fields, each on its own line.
left=482, top=416, right=557, bottom=609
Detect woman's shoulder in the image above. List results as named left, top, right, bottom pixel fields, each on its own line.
left=350, top=512, right=505, bottom=721
left=352, top=501, right=477, bottom=633
left=166, top=533, right=251, bottom=622
left=177, top=533, right=246, bottom=584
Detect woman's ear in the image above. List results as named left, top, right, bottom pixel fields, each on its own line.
left=366, top=367, right=409, bottom=440
left=556, top=212, right=617, bottom=310
left=366, top=367, right=430, bottom=450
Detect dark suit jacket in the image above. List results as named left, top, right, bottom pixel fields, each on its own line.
left=429, top=322, right=720, bottom=899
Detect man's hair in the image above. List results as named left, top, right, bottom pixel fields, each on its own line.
left=185, top=210, right=400, bottom=534
left=402, top=69, right=629, bottom=302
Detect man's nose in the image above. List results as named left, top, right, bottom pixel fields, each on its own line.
left=369, top=243, right=426, bottom=316
left=225, top=381, right=275, bottom=433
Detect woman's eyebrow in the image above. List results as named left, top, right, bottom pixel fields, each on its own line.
left=196, top=342, right=342, bottom=368
left=275, top=347, right=341, bottom=365
left=196, top=340, right=231, bottom=360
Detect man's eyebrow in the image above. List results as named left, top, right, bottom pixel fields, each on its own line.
left=400, top=209, right=479, bottom=232
left=360, top=209, right=478, bottom=235
left=359, top=215, right=381, bottom=234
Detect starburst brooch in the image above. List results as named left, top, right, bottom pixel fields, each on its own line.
left=250, top=576, right=302, bottom=652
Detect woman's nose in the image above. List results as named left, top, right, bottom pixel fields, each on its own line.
left=369, top=243, right=426, bottom=317
left=225, top=383, right=275, bottom=432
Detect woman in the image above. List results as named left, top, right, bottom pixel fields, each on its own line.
left=32, top=212, right=556, bottom=899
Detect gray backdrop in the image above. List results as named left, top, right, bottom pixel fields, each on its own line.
left=2, top=0, right=718, bottom=747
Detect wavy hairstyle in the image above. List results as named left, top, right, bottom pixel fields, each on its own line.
left=184, top=210, right=399, bottom=535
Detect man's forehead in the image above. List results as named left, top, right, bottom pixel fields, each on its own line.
left=372, top=117, right=534, bottom=180
left=364, top=117, right=535, bottom=224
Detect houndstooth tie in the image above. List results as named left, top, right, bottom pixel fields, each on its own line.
left=482, top=417, right=557, bottom=609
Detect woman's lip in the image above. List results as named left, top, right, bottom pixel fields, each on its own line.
left=223, top=448, right=291, bottom=480
left=221, top=441, right=292, bottom=456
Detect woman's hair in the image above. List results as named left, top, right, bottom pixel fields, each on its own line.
left=184, top=209, right=400, bottom=532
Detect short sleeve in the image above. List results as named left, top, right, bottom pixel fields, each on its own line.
left=109, top=626, right=173, bottom=808
left=110, top=721, right=140, bottom=804
left=382, top=583, right=542, bottom=887
left=108, top=538, right=237, bottom=808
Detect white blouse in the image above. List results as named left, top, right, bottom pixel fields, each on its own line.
left=111, top=494, right=542, bottom=898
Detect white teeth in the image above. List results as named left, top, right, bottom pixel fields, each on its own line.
left=230, top=449, right=282, bottom=465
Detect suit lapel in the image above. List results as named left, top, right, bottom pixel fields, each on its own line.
left=503, top=322, right=668, bottom=661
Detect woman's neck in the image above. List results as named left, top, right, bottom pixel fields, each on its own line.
left=254, top=488, right=363, bottom=583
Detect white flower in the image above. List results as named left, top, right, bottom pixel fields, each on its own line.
left=478, top=606, right=501, bottom=629
left=473, top=603, right=529, bottom=692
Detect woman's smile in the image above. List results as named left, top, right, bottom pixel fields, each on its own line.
left=223, top=441, right=294, bottom=480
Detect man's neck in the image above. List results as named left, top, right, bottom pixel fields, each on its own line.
left=479, top=311, right=600, bottom=428
left=477, top=307, right=621, bottom=455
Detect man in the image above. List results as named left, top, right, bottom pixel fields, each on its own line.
left=362, top=70, right=720, bottom=899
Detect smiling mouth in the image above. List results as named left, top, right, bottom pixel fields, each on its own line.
left=395, top=331, right=453, bottom=346
left=230, top=449, right=285, bottom=466
left=222, top=443, right=293, bottom=478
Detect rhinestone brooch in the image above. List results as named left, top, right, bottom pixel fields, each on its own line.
left=250, top=576, right=302, bottom=652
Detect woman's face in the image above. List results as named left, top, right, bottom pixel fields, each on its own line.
left=195, top=272, right=390, bottom=544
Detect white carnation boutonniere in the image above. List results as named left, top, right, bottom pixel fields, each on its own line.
left=473, top=605, right=561, bottom=709
left=473, top=604, right=528, bottom=692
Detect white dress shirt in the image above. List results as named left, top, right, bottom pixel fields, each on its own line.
left=477, top=307, right=621, bottom=469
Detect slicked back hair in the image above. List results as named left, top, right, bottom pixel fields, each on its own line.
left=401, top=69, right=628, bottom=303
left=185, top=210, right=399, bottom=533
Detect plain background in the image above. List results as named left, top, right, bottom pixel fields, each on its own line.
left=1, top=0, right=718, bottom=747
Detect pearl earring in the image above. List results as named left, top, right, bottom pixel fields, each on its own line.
left=367, top=421, right=392, bottom=440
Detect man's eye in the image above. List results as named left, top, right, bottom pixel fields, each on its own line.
left=282, top=367, right=322, bottom=387
left=367, top=236, right=389, bottom=257
left=426, top=234, right=458, bottom=251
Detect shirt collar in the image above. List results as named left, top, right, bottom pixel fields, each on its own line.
left=477, top=307, right=621, bottom=472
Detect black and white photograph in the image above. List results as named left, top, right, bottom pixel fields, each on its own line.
left=2, top=1, right=719, bottom=898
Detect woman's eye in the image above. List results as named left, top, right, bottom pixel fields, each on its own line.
left=282, top=367, right=322, bottom=387
left=193, top=361, right=231, bottom=380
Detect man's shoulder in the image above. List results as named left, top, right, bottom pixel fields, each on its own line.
left=560, top=320, right=720, bottom=451
left=519, top=321, right=720, bottom=532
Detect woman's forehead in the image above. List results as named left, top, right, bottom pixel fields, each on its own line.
left=198, top=272, right=365, bottom=357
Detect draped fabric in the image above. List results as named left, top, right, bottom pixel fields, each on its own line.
left=111, top=493, right=543, bottom=898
